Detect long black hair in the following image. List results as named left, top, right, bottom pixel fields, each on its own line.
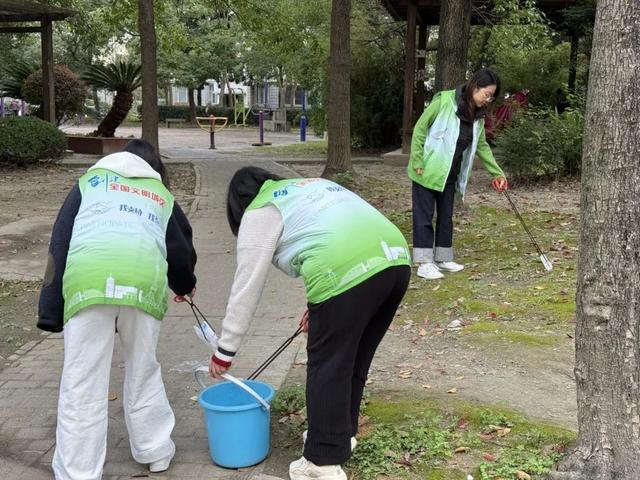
left=123, top=139, right=170, bottom=188
left=462, top=68, right=501, bottom=120
left=227, top=166, right=283, bottom=236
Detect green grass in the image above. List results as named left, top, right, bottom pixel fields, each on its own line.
left=261, top=140, right=328, bottom=157
left=340, top=172, right=578, bottom=346
left=346, top=393, right=575, bottom=480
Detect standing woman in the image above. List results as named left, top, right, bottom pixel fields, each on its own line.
left=409, top=68, right=508, bottom=280
left=209, top=167, right=411, bottom=480
left=38, top=139, right=197, bottom=479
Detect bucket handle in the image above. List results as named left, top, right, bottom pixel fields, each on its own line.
left=195, top=366, right=270, bottom=412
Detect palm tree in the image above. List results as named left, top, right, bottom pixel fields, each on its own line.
left=0, top=61, right=39, bottom=99
left=82, top=61, right=142, bottom=137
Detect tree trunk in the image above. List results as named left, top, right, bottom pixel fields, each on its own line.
left=548, top=1, right=640, bottom=478
left=568, top=32, right=580, bottom=95
left=434, top=0, right=472, bottom=92
left=218, top=75, right=226, bottom=107
left=138, top=0, right=159, bottom=151
left=92, top=87, right=101, bottom=115
left=188, top=86, right=197, bottom=124
left=322, top=0, right=352, bottom=178
left=197, top=84, right=203, bottom=106
left=93, top=90, right=133, bottom=137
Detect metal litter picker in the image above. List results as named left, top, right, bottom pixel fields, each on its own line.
left=502, top=190, right=553, bottom=272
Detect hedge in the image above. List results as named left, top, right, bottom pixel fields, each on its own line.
left=0, top=116, right=67, bottom=165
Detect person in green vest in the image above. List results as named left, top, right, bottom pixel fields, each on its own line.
left=408, top=68, right=509, bottom=280
left=38, top=140, right=197, bottom=479
left=208, top=167, right=411, bottom=480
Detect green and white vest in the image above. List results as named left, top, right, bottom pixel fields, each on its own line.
left=62, top=168, right=175, bottom=322
left=247, top=178, right=410, bottom=304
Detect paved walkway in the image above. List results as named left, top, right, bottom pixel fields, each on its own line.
left=0, top=158, right=307, bottom=479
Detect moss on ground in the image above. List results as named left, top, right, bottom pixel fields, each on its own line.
left=347, top=392, right=575, bottom=480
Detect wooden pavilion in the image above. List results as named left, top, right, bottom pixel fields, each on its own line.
left=0, top=0, right=75, bottom=123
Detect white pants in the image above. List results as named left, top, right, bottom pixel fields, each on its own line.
left=52, top=305, right=175, bottom=480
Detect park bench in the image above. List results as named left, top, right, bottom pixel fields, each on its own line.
left=166, top=118, right=186, bottom=128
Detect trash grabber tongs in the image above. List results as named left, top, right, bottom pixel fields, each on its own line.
left=177, top=295, right=304, bottom=381
left=502, top=190, right=553, bottom=271
left=175, top=295, right=219, bottom=346
left=247, top=326, right=304, bottom=381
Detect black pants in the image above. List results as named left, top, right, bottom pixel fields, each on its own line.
left=303, top=265, right=411, bottom=465
left=412, top=181, right=456, bottom=250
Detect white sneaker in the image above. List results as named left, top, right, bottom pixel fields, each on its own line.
left=149, top=452, right=174, bottom=473
left=302, top=430, right=357, bottom=451
left=436, top=261, right=464, bottom=272
left=417, top=263, right=444, bottom=279
left=289, top=456, right=347, bottom=480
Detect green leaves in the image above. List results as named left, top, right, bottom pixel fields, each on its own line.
left=82, top=61, right=142, bottom=92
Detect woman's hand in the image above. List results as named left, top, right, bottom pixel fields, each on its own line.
left=299, top=309, right=310, bottom=333
left=414, top=167, right=424, bottom=176
left=174, top=286, right=196, bottom=303
left=491, top=176, right=509, bottom=193
left=209, top=354, right=230, bottom=379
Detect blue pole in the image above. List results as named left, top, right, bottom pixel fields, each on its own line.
left=259, top=110, right=264, bottom=145
left=300, top=89, right=306, bottom=142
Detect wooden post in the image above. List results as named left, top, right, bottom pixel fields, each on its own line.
left=41, top=20, right=55, bottom=123
left=414, top=24, right=429, bottom=122
left=401, top=1, right=417, bottom=154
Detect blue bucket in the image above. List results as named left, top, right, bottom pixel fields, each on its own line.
left=196, top=369, right=275, bottom=468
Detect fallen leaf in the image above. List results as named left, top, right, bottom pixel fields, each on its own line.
left=534, top=286, right=545, bottom=290
left=108, top=393, right=117, bottom=401
left=447, top=388, right=457, bottom=394
left=457, top=417, right=470, bottom=429
left=515, top=471, right=531, bottom=480
left=456, top=375, right=465, bottom=380
left=190, top=395, right=198, bottom=402
left=478, top=433, right=495, bottom=441
left=422, top=384, right=432, bottom=389
left=396, top=452, right=412, bottom=466
left=454, top=446, right=470, bottom=454
left=432, top=284, right=440, bottom=292
left=418, top=328, right=427, bottom=337
left=483, top=452, right=497, bottom=461
left=365, top=378, right=374, bottom=385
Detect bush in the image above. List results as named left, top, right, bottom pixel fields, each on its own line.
left=350, top=22, right=404, bottom=148
left=494, top=43, right=571, bottom=107
left=495, top=107, right=584, bottom=181
left=22, top=65, right=86, bottom=125
left=139, top=105, right=234, bottom=123
left=0, top=116, right=67, bottom=165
